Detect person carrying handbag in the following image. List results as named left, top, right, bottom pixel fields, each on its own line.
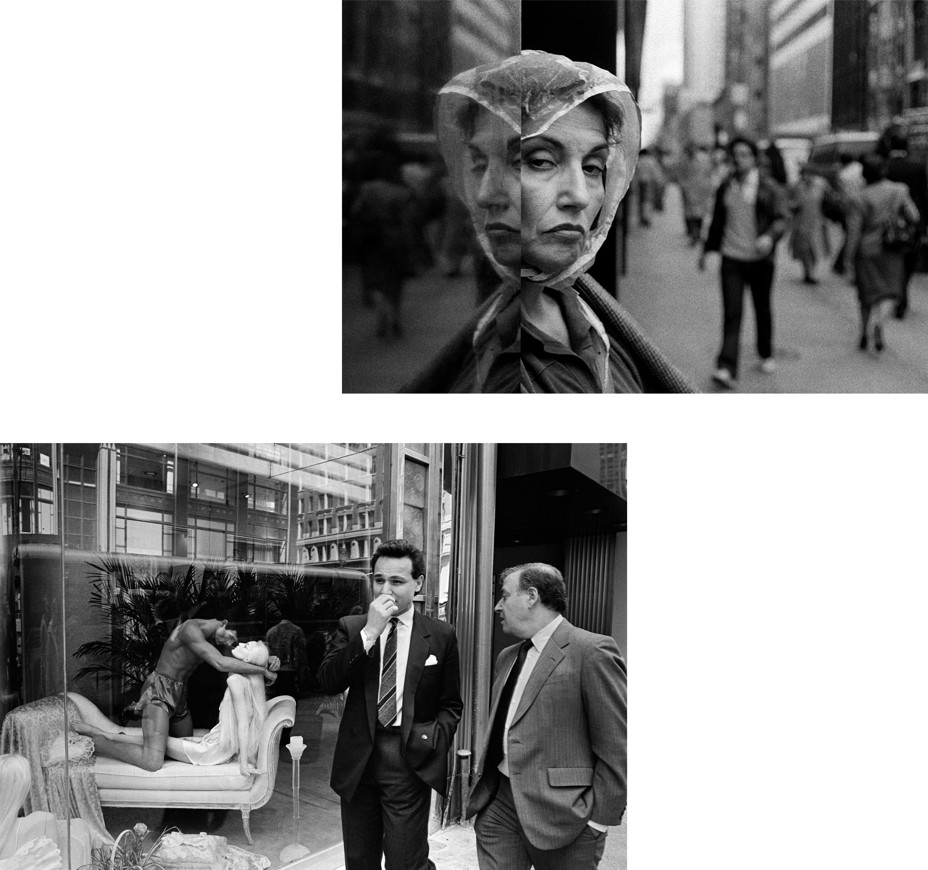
left=844, top=155, right=920, bottom=353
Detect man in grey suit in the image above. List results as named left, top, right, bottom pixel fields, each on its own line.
left=466, top=563, right=627, bottom=869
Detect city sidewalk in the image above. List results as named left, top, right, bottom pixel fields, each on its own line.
left=621, top=184, right=928, bottom=392
left=342, top=261, right=481, bottom=393
left=328, top=818, right=627, bottom=869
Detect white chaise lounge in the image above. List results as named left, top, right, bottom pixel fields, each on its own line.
left=69, top=693, right=296, bottom=845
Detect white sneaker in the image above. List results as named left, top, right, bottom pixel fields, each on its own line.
left=712, top=368, right=737, bottom=389
left=758, top=358, right=776, bottom=374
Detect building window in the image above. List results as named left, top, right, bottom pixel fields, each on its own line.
left=249, top=481, right=287, bottom=515
left=329, top=544, right=339, bottom=561
left=1, top=496, right=12, bottom=535
left=116, top=506, right=174, bottom=556
left=190, top=469, right=228, bottom=503
left=188, top=517, right=234, bottom=560
left=37, top=487, right=55, bottom=534
left=310, top=546, right=319, bottom=563
left=117, top=446, right=174, bottom=494
left=64, top=447, right=97, bottom=550
left=350, top=540, right=360, bottom=559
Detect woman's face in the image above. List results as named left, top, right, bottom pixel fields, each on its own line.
left=232, top=640, right=266, bottom=665
left=521, top=101, right=609, bottom=274
left=463, top=109, right=521, bottom=269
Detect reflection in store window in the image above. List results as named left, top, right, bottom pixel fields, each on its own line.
left=116, top=506, right=174, bottom=556
left=1, top=441, right=392, bottom=864
left=117, top=446, right=174, bottom=494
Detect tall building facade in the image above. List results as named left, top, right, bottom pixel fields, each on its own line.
left=716, top=0, right=770, bottom=137
left=342, top=0, right=519, bottom=138
left=683, top=0, right=726, bottom=106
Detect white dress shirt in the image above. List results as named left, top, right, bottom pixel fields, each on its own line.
left=361, top=606, right=415, bottom=726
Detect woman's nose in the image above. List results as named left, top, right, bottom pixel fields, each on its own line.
left=558, top=162, right=591, bottom=210
left=476, top=161, right=509, bottom=210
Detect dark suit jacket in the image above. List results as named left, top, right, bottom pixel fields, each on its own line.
left=316, top=611, right=462, bottom=801
left=466, top=619, right=627, bottom=850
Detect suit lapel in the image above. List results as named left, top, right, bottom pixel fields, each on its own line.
left=509, top=619, right=571, bottom=729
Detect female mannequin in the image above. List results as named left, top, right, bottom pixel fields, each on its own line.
left=68, top=640, right=269, bottom=776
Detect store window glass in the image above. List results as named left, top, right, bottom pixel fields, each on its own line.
left=0, top=443, right=395, bottom=867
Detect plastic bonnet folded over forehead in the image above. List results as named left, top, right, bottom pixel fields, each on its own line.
left=435, top=50, right=642, bottom=289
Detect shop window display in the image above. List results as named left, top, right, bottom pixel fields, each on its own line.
left=0, top=443, right=389, bottom=868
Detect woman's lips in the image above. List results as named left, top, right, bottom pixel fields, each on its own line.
left=544, top=223, right=585, bottom=236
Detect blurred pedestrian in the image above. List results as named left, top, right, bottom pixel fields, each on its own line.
left=710, top=146, right=730, bottom=190
left=844, top=154, right=920, bottom=353
left=699, top=136, right=789, bottom=389
left=832, top=153, right=865, bottom=275
left=762, top=142, right=788, bottom=186
left=350, top=142, right=417, bottom=339
left=635, top=147, right=662, bottom=227
left=788, top=165, right=835, bottom=284
left=679, top=145, right=714, bottom=245
left=883, top=127, right=928, bottom=318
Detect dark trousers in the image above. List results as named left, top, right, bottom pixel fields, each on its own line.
left=341, top=731, right=434, bottom=870
left=717, top=255, right=775, bottom=377
left=475, top=776, right=607, bottom=870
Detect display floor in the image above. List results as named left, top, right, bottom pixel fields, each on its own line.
left=101, top=695, right=343, bottom=869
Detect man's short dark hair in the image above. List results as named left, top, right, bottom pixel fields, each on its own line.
left=500, top=562, right=568, bottom=614
left=372, top=538, right=426, bottom=579
left=728, top=135, right=759, bottom=159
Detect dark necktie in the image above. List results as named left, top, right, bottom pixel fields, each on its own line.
left=377, top=617, right=400, bottom=727
left=485, top=639, right=533, bottom=772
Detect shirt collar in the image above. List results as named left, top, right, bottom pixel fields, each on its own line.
left=528, top=613, right=563, bottom=652
left=395, top=606, right=415, bottom=629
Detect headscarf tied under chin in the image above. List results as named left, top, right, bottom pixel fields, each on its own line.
left=435, top=50, right=642, bottom=291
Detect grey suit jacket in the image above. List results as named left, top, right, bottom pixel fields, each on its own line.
left=466, top=618, right=627, bottom=850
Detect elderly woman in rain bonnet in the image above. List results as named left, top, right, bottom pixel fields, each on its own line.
left=402, top=50, right=692, bottom=393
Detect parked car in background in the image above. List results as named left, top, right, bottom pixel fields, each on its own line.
left=807, top=131, right=880, bottom=185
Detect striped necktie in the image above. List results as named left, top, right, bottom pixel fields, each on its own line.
left=377, top=617, right=400, bottom=727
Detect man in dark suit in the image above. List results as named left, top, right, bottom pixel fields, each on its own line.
left=466, top=563, right=627, bottom=870
left=317, top=539, right=462, bottom=870
left=884, top=127, right=928, bottom=319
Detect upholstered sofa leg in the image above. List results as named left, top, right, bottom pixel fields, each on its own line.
left=242, top=809, right=253, bottom=845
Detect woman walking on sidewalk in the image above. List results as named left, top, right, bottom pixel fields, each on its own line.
left=788, top=164, right=834, bottom=284
left=844, top=155, right=919, bottom=353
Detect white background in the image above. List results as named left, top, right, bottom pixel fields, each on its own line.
left=2, top=5, right=927, bottom=868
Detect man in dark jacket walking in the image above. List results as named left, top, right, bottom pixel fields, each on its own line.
left=883, top=127, right=928, bottom=319
left=700, top=136, right=788, bottom=389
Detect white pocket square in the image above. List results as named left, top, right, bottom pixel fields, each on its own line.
left=425, top=654, right=438, bottom=666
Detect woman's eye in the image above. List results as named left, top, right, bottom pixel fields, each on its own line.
left=584, top=163, right=605, bottom=177
left=526, top=156, right=555, bottom=170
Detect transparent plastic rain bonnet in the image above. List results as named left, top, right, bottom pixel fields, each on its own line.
left=435, top=49, right=641, bottom=290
